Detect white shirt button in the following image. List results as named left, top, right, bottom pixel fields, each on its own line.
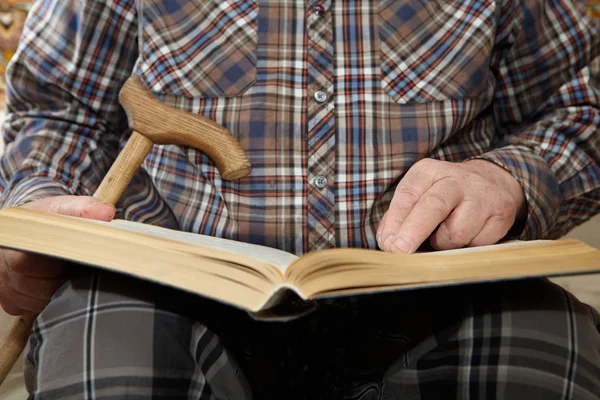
left=314, top=175, right=328, bottom=189
left=314, top=91, right=327, bottom=103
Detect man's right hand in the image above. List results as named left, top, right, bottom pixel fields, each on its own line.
left=0, top=196, right=115, bottom=315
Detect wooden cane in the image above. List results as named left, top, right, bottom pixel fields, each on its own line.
left=0, top=76, right=252, bottom=385
left=0, top=315, right=33, bottom=386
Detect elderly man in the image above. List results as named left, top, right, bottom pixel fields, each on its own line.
left=0, top=0, right=599, bottom=398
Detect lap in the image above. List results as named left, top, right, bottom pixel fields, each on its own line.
left=25, top=272, right=250, bottom=399
left=25, top=272, right=600, bottom=399
left=377, top=279, right=600, bottom=399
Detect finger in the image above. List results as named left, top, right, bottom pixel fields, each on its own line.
left=0, top=287, right=48, bottom=314
left=377, top=166, right=436, bottom=250
left=430, top=199, right=486, bottom=250
left=22, top=195, right=116, bottom=221
left=4, top=250, right=65, bottom=278
left=7, top=271, right=65, bottom=300
left=389, top=180, right=463, bottom=253
left=468, top=214, right=514, bottom=247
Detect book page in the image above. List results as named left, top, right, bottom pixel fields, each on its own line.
left=287, top=239, right=600, bottom=299
left=1, top=208, right=599, bottom=316
left=107, top=220, right=299, bottom=273
left=416, top=239, right=551, bottom=255
left=0, top=208, right=282, bottom=312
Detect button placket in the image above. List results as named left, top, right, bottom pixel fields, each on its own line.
left=306, top=0, right=335, bottom=250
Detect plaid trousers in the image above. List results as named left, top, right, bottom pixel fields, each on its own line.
left=24, top=271, right=600, bottom=399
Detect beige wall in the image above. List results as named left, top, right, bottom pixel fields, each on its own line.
left=567, top=215, right=600, bottom=247
left=554, top=215, right=600, bottom=311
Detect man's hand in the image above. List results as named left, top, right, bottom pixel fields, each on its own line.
left=0, top=196, right=115, bottom=315
left=376, top=159, right=526, bottom=253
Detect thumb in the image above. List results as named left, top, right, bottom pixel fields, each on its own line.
left=22, top=195, right=116, bottom=222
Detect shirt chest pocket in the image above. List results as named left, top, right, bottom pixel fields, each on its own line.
left=378, top=0, right=496, bottom=104
left=137, top=0, right=258, bottom=98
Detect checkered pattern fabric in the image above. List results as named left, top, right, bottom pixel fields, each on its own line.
left=24, top=273, right=600, bottom=399
left=1, top=1, right=599, bottom=398
left=1, top=0, right=599, bottom=255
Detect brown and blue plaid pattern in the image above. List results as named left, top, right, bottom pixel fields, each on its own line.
left=379, top=0, right=495, bottom=103
left=1, top=0, right=600, bottom=254
left=138, top=0, right=259, bottom=98
left=0, top=1, right=599, bottom=398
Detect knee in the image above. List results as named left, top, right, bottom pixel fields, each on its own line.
left=490, top=279, right=599, bottom=339
left=384, top=280, right=600, bottom=399
left=474, top=279, right=600, bottom=396
left=24, top=273, right=198, bottom=396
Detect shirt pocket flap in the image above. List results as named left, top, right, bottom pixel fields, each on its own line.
left=378, top=0, right=495, bottom=104
left=137, top=0, right=258, bottom=98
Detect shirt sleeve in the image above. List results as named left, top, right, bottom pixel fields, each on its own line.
left=473, top=0, right=600, bottom=240
left=0, top=0, right=138, bottom=207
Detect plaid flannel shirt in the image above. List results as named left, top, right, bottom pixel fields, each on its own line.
left=1, top=0, right=599, bottom=255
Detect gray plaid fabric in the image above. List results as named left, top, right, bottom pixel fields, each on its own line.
left=24, top=272, right=600, bottom=399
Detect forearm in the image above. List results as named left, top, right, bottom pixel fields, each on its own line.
left=461, top=0, right=600, bottom=240
left=0, top=116, right=112, bottom=207
left=0, top=0, right=138, bottom=207
left=474, top=58, right=600, bottom=239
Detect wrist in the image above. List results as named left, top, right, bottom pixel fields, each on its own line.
left=1, top=177, right=76, bottom=209
left=463, top=159, right=527, bottom=220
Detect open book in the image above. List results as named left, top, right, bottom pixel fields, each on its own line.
left=1, top=207, right=600, bottom=318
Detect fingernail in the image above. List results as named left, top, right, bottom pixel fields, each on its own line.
left=391, top=237, right=412, bottom=253
left=383, top=235, right=395, bottom=251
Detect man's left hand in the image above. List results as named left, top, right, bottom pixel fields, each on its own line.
left=376, top=159, right=526, bottom=253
